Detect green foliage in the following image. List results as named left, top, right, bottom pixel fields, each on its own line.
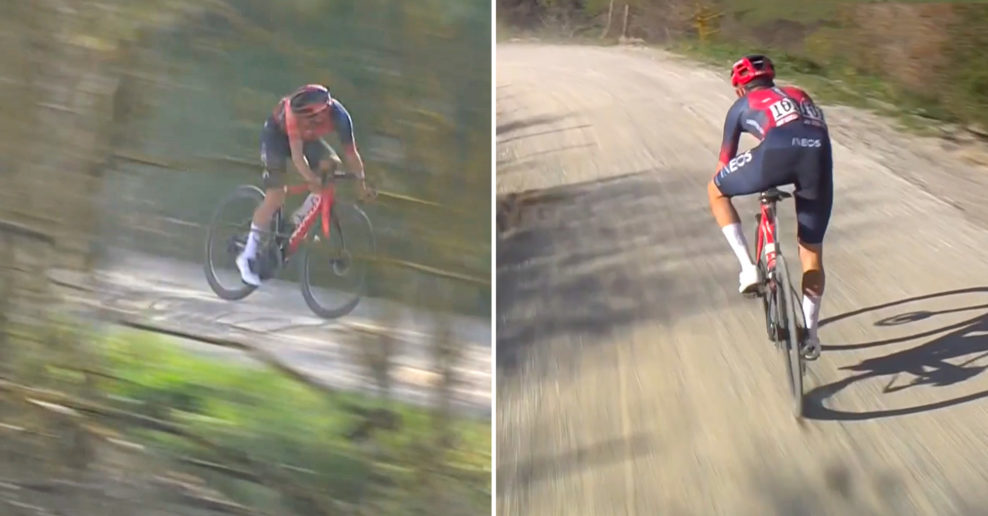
left=502, top=0, right=988, bottom=131
left=100, top=329, right=491, bottom=513
left=941, top=5, right=988, bottom=128
left=712, top=0, right=840, bottom=26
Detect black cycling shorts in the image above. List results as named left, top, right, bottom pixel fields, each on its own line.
left=713, top=127, right=834, bottom=245
left=259, top=117, right=340, bottom=189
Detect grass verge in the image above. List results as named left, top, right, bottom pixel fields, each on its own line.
left=667, top=38, right=960, bottom=137
left=92, top=328, right=491, bottom=514
left=498, top=2, right=988, bottom=138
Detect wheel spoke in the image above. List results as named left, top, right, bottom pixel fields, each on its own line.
left=299, top=203, right=375, bottom=318
left=203, top=185, right=265, bottom=300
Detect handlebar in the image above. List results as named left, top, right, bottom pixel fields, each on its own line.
left=326, top=170, right=360, bottom=182
left=283, top=171, right=376, bottom=202
left=284, top=171, right=359, bottom=194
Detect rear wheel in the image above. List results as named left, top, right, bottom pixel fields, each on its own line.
left=774, top=254, right=804, bottom=418
left=299, top=202, right=375, bottom=318
left=204, top=185, right=265, bottom=300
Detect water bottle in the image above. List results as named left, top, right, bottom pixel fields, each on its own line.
left=291, top=193, right=319, bottom=226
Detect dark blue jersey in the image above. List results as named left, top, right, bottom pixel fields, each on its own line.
left=719, top=85, right=827, bottom=164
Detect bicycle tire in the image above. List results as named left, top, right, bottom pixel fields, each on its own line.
left=298, top=202, right=375, bottom=319
left=774, top=253, right=804, bottom=418
left=204, top=185, right=264, bottom=300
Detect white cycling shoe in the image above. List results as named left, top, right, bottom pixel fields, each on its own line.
left=236, top=252, right=262, bottom=287
left=738, top=266, right=760, bottom=295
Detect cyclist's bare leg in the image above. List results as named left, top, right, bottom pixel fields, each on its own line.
left=254, top=152, right=337, bottom=231
left=708, top=180, right=758, bottom=292
left=290, top=157, right=341, bottom=223
left=797, top=240, right=825, bottom=348
left=707, top=179, right=742, bottom=228
left=235, top=187, right=286, bottom=286
left=253, top=187, right=286, bottom=227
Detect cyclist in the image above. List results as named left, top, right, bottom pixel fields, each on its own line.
left=706, top=54, right=833, bottom=353
left=237, top=84, right=371, bottom=287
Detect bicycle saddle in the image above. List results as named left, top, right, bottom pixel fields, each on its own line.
left=760, top=188, right=792, bottom=202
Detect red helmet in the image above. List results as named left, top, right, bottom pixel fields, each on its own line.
left=730, top=55, right=775, bottom=88
left=289, top=84, right=331, bottom=117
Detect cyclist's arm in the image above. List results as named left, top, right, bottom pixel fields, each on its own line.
left=332, top=101, right=366, bottom=180
left=716, top=98, right=745, bottom=171
left=343, top=146, right=365, bottom=180
left=285, top=105, right=320, bottom=183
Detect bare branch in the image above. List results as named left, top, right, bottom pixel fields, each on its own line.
left=0, top=219, right=55, bottom=246
left=0, top=378, right=338, bottom=515
left=359, top=254, right=490, bottom=286
left=116, top=318, right=338, bottom=398
left=152, top=475, right=259, bottom=516
left=176, top=457, right=260, bottom=484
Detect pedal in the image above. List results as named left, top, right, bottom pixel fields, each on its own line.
left=741, top=281, right=762, bottom=299
left=802, top=342, right=821, bottom=361
left=257, top=248, right=282, bottom=281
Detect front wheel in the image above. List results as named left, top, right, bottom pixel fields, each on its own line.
left=204, top=185, right=265, bottom=300
left=299, top=202, right=375, bottom=318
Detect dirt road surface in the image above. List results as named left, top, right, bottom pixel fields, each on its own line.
left=496, top=42, right=988, bottom=515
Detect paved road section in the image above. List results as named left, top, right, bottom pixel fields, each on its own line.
left=497, top=42, right=988, bottom=515
left=51, top=249, right=491, bottom=418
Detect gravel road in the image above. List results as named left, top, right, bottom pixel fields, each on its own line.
left=496, top=42, right=988, bottom=515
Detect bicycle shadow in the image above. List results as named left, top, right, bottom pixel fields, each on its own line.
left=496, top=432, right=655, bottom=492
left=496, top=113, right=573, bottom=137
left=804, top=287, right=988, bottom=421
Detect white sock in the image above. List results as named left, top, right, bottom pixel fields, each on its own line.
left=721, top=223, right=754, bottom=270
left=802, top=294, right=822, bottom=338
left=243, top=223, right=262, bottom=259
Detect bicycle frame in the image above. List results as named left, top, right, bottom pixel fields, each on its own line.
left=754, top=200, right=779, bottom=273
left=283, top=182, right=335, bottom=256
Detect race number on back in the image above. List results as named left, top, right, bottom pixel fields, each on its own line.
left=798, top=98, right=826, bottom=128
left=768, top=97, right=799, bottom=126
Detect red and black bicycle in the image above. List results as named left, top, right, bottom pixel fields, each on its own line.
left=749, top=187, right=810, bottom=418
left=204, top=171, right=375, bottom=319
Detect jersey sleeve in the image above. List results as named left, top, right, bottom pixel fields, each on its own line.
left=718, top=98, right=746, bottom=165
left=331, top=101, right=357, bottom=152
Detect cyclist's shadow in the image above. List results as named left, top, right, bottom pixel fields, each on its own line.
left=804, top=287, right=988, bottom=421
